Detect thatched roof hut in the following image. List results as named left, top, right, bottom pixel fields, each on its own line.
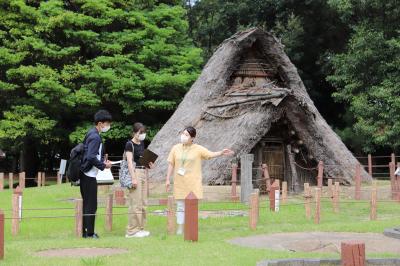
left=148, top=28, right=371, bottom=190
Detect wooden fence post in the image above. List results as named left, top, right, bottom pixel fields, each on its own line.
left=341, top=241, right=366, bottom=266
left=328, top=179, right=333, bottom=202
left=333, top=182, right=340, bottom=213
left=8, top=173, right=13, bottom=189
left=391, top=153, right=396, bottom=166
left=0, top=209, right=3, bottom=260
left=11, top=186, right=22, bottom=236
left=167, top=195, right=176, bottom=235
left=389, top=162, right=395, bottom=200
left=75, top=199, right=83, bottom=237
left=57, top=172, right=62, bottom=185
left=114, top=188, right=126, bottom=206
left=249, top=191, right=259, bottom=230
left=240, top=154, right=254, bottom=204
left=262, top=163, right=271, bottom=193
left=314, top=187, right=321, bottom=224
left=184, top=192, right=198, bottom=242
left=282, top=181, right=287, bottom=204
left=368, top=154, right=373, bottom=177
left=317, top=161, right=324, bottom=188
left=269, top=186, right=278, bottom=212
left=231, top=163, right=239, bottom=201
left=105, top=193, right=113, bottom=232
left=355, top=163, right=361, bottom=200
left=19, top=172, right=25, bottom=190
left=370, top=181, right=377, bottom=220
left=304, top=183, right=312, bottom=219
left=0, top=173, right=3, bottom=191
left=37, top=172, right=41, bottom=187
left=41, top=172, right=46, bottom=187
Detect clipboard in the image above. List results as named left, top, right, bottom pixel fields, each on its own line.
left=96, top=168, right=115, bottom=185
left=139, top=149, right=158, bottom=168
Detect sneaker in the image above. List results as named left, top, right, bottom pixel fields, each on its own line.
left=141, top=230, right=150, bottom=237
left=84, top=233, right=100, bottom=239
left=125, top=230, right=149, bottom=238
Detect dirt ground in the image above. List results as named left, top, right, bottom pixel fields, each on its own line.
left=229, top=232, right=400, bottom=254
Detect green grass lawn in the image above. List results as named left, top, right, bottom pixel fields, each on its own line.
left=0, top=183, right=399, bottom=266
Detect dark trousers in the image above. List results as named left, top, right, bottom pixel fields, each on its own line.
left=79, top=172, right=98, bottom=236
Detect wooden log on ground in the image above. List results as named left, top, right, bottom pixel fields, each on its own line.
left=341, top=241, right=366, bottom=266
left=184, top=192, right=198, bottom=242
left=167, top=196, right=176, bottom=235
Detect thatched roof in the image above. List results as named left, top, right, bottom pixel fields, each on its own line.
left=148, top=28, right=371, bottom=185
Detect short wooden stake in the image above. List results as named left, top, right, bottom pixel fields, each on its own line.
left=327, top=179, right=333, bottom=201
left=105, top=193, right=113, bottom=232
left=41, top=172, right=46, bottom=187
left=370, top=181, right=377, bottom=220
left=37, top=172, right=41, bottom=187
left=262, top=163, right=271, bottom=193
left=269, top=186, right=279, bottom=212
left=57, top=172, right=62, bottom=185
left=11, top=186, right=22, bottom=236
left=167, top=196, right=176, bottom=235
left=333, top=182, right=340, bottom=213
left=389, top=162, right=395, bottom=200
left=341, top=241, right=365, bottom=266
left=8, top=173, right=13, bottom=189
left=368, top=154, right=372, bottom=177
left=314, top=187, right=321, bottom=224
left=231, top=163, right=239, bottom=201
left=184, top=192, right=198, bottom=242
left=391, top=153, right=396, bottom=165
left=317, top=161, right=324, bottom=188
left=282, top=181, right=287, bottom=204
left=0, top=209, right=4, bottom=260
left=355, top=163, right=361, bottom=200
left=0, top=173, right=4, bottom=191
left=249, top=192, right=259, bottom=230
left=19, top=172, right=25, bottom=190
left=75, top=199, right=83, bottom=237
left=304, top=183, right=312, bottom=219
left=114, top=188, right=126, bottom=206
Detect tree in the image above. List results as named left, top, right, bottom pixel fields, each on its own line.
left=327, top=0, right=400, bottom=152
left=0, top=0, right=202, bottom=175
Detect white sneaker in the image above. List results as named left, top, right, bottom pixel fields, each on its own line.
left=125, top=230, right=150, bottom=238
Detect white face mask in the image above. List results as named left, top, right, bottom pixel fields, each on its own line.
left=180, top=134, right=190, bottom=144
left=138, top=133, right=146, bottom=141
left=101, top=125, right=110, bottom=133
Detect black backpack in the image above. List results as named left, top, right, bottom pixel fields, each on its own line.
left=66, top=143, right=85, bottom=184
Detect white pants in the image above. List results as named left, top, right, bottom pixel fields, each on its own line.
left=176, top=200, right=185, bottom=225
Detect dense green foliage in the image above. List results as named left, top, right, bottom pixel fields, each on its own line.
left=0, top=0, right=202, bottom=171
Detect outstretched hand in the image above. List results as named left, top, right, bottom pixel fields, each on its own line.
left=222, top=149, right=235, bottom=156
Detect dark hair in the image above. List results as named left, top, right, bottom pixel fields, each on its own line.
left=184, top=126, right=196, bottom=138
left=132, top=122, right=146, bottom=134
left=94, top=110, right=112, bottom=124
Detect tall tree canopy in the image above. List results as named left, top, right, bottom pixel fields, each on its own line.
left=0, top=0, right=202, bottom=173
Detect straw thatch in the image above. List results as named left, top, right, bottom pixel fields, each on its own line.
left=148, top=28, right=371, bottom=186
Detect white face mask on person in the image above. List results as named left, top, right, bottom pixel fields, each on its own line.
left=138, top=133, right=146, bottom=141
left=101, top=125, right=111, bottom=133
left=180, top=134, right=190, bottom=144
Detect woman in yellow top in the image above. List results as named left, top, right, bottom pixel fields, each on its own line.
left=165, top=126, right=234, bottom=234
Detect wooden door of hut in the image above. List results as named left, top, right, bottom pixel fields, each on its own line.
left=263, top=139, right=285, bottom=184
